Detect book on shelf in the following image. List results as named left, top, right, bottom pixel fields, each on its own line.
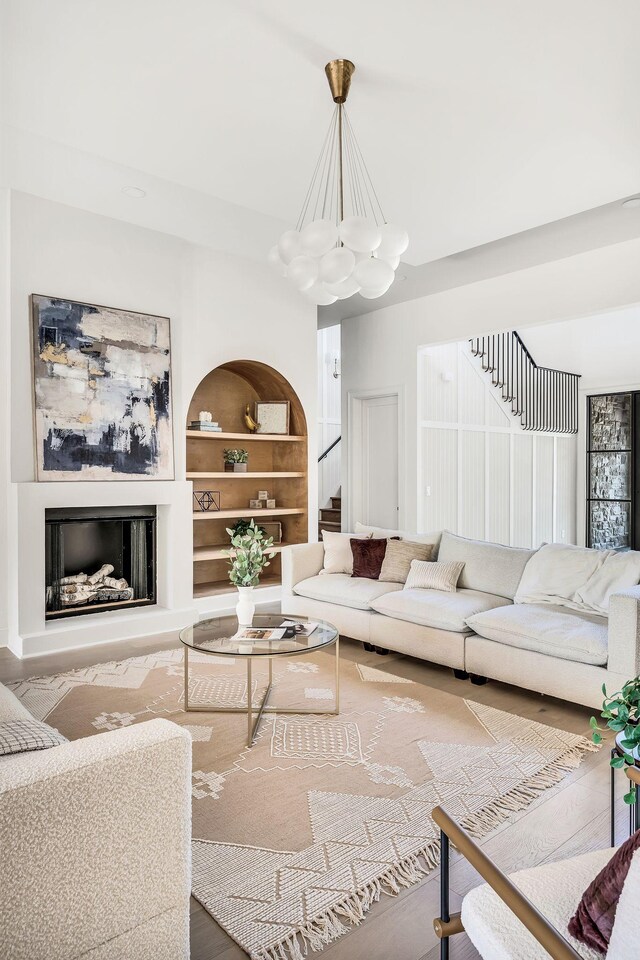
left=189, top=422, right=222, bottom=431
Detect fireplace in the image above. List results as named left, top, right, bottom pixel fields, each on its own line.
left=45, top=506, right=156, bottom=620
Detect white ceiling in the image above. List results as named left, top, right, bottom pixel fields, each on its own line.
left=2, top=0, right=640, bottom=266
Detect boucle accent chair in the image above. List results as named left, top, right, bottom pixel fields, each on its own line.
left=0, top=680, right=191, bottom=960
left=432, top=767, right=640, bottom=959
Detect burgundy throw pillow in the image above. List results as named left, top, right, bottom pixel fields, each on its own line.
left=568, top=828, right=640, bottom=953
left=351, top=538, right=389, bottom=580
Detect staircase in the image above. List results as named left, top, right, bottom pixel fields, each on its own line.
left=319, top=490, right=342, bottom=537
left=469, top=332, right=580, bottom=434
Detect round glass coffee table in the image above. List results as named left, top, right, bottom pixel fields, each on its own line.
left=179, top=614, right=339, bottom=747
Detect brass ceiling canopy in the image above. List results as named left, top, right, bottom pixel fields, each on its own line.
left=324, top=59, right=356, bottom=104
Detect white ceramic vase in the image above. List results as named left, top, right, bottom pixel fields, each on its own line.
left=236, top=586, right=255, bottom=627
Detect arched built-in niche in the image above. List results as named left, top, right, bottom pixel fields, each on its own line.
left=186, top=360, right=308, bottom=599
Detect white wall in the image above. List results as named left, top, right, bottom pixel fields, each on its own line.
left=418, top=342, right=576, bottom=547
left=342, top=236, right=640, bottom=533
left=317, top=324, right=341, bottom=509
left=5, top=191, right=317, bottom=653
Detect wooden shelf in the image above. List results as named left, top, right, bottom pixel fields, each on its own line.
left=187, top=431, right=305, bottom=442
left=193, top=575, right=281, bottom=599
left=193, top=508, right=304, bottom=520
left=194, top=543, right=293, bottom=562
left=187, top=471, right=305, bottom=479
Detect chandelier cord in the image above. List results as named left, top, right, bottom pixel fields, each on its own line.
left=296, top=107, right=338, bottom=232
left=344, top=108, right=386, bottom=225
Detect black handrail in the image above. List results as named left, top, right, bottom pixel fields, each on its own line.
left=318, top=435, right=341, bottom=463
left=469, top=332, right=580, bottom=434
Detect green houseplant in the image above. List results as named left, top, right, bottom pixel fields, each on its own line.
left=591, top=677, right=640, bottom=804
left=225, top=520, right=275, bottom=625
left=223, top=448, right=249, bottom=473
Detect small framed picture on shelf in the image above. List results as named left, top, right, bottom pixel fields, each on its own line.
left=255, top=401, right=290, bottom=435
left=193, top=490, right=220, bottom=512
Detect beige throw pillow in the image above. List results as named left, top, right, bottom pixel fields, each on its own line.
left=379, top=539, right=434, bottom=584
left=405, top=559, right=464, bottom=593
left=320, top=530, right=371, bottom=575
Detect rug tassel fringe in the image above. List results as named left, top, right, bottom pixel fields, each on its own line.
left=246, top=737, right=596, bottom=960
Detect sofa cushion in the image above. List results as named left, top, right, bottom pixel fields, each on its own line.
left=437, top=531, right=535, bottom=600
left=351, top=537, right=390, bottom=579
left=379, top=539, right=435, bottom=583
left=319, top=530, right=370, bottom=575
left=370, top=588, right=511, bottom=633
left=515, top=542, right=613, bottom=612
left=293, top=574, right=401, bottom=611
left=0, top=682, right=34, bottom=723
left=354, top=521, right=441, bottom=552
left=575, top=550, right=640, bottom=615
left=466, top=603, right=608, bottom=666
left=405, top=559, right=464, bottom=593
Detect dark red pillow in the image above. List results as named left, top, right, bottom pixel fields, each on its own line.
left=568, top=828, right=640, bottom=952
left=351, top=538, right=388, bottom=580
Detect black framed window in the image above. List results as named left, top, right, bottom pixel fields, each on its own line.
left=586, top=393, right=636, bottom=550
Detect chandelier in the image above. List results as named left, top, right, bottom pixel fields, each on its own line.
left=268, top=59, right=409, bottom=305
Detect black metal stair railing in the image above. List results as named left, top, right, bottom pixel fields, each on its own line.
left=469, top=332, right=580, bottom=434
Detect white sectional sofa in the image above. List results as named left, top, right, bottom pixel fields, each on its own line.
left=282, top=529, right=640, bottom=709
left=0, top=681, right=192, bottom=960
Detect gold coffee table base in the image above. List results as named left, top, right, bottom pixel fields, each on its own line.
left=183, top=636, right=340, bottom=747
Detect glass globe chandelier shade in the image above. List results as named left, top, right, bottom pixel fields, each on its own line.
left=269, top=59, right=408, bottom=304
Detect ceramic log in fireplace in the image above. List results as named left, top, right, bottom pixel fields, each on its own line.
left=45, top=506, right=156, bottom=620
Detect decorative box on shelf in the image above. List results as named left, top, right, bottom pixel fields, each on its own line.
left=261, top=521, right=282, bottom=544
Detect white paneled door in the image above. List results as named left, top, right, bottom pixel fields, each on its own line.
left=353, top=392, right=399, bottom=530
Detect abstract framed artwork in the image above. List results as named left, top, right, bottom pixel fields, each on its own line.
left=31, top=295, right=174, bottom=480
left=255, top=400, right=290, bottom=435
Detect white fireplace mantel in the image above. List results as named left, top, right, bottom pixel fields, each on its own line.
left=13, top=480, right=195, bottom=657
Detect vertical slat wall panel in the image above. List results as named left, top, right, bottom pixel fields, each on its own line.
left=535, top=436, right=555, bottom=544
left=555, top=436, right=577, bottom=543
left=421, top=427, right=457, bottom=531
left=460, top=431, right=485, bottom=539
left=418, top=342, right=577, bottom=547
left=486, top=433, right=511, bottom=544
left=512, top=434, right=534, bottom=547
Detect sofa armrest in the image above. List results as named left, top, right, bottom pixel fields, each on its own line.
left=281, top=542, right=325, bottom=597
left=0, top=718, right=191, bottom=960
left=608, top=585, right=640, bottom=680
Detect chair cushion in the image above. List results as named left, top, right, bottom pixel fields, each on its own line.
left=379, top=539, right=435, bottom=583
left=437, top=531, right=535, bottom=600
left=293, top=574, right=401, bottom=610
left=0, top=718, right=67, bottom=757
left=370, top=587, right=511, bottom=633
left=608, top=848, right=640, bottom=959
left=466, top=603, right=608, bottom=666
left=569, top=830, right=640, bottom=953
left=461, top=847, right=614, bottom=960
left=515, top=543, right=613, bottom=612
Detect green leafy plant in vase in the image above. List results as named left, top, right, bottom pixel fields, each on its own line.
left=223, top=448, right=249, bottom=473
left=225, top=520, right=275, bottom=625
left=591, top=677, right=640, bottom=804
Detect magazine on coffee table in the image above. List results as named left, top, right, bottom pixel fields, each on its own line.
left=235, top=627, right=287, bottom=641
left=280, top=619, right=319, bottom=637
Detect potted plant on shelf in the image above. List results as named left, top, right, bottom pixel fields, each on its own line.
left=223, top=448, right=249, bottom=473
left=591, top=677, right=640, bottom=804
left=225, top=520, right=275, bottom=626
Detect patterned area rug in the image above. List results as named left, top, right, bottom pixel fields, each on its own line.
left=9, top=645, right=596, bottom=960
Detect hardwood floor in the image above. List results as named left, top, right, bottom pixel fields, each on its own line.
left=0, top=624, right=620, bottom=960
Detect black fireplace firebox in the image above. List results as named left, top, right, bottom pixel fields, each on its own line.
left=45, top=505, right=157, bottom=620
